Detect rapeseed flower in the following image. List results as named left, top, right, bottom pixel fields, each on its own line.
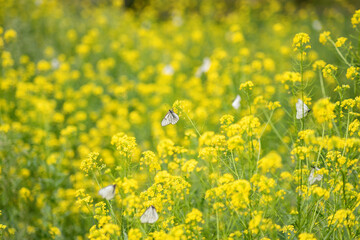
left=312, top=98, right=336, bottom=126
left=293, top=33, right=311, bottom=51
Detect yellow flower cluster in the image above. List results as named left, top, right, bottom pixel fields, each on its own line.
left=205, top=177, right=251, bottom=211
left=140, top=150, right=161, bottom=172
left=319, top=31, right=331, bottom=45
left=312, top=98, right=336, bottom=125
left=2, top=1, right=360, bottom=239
left=293, top=33, right=311, bottom=51
left=351, top=9, right=360, bottom=28
left=258, top=151, right=282, bottom=173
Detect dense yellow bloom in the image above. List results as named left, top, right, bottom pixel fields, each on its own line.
left=319, top=31, right=330, bottom=45
left=37, top=60, right=51, bottom=71
left=322, top=64, right=337, bottom=80
left=335, top=37, right=347, bottom=47
left=185, top=208, right=204, bottom=224
left=312, top=60, right=326, bottom=70
left=128, top=228, right=142, bottom=240
left=19, top=187, right=31, bottom=200
left=80, top=152, right=105, bottom=175
left=111, top=133, right=137, bottom=158
left=258, top=151, right=282, bottom=173
left=276, top=71, right=301, bottom=84
left=49, top=225, right=61, bottom=239
left=239, top=81, right=254, bottom=90
left=293, top=33, right=311, bottom=51
left=140, top=150, right=161, bottom=172
left=346, top=66, right=360, bottom=80
left=251, top=174, right=276, bottom=193
left=351, top=9, right=360, bottom=28
left=181, top=159, right=198, bottom=176
left=4, top=29, right=17, bottom=42
left=312, top=98, right=336, bottom=126
left=298, top=233, right=317, bottom=240
left=328, top=209, right=356, bottom=228
left=205, top=179, right=251, bottom=211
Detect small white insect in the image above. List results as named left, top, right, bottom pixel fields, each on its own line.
left=140, top=206, right=159, bottom=224
left=98, top=184, right=116, bottom=200
left=308, top=167, right=323, bottom=185
left=312, top=20, right=322, bottom=31
left=195, top=57, right=211, bottom=77
left=296, top=99, right=310, bottom=119
left=161, top=110, right=179, bottom=127
left=162, top=64, right=174, bottom=76
left=232, top=95, right=241, bottom=110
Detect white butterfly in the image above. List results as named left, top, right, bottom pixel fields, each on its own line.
left=232, top=95, right=241, bottom=110
left=161, top=110, right=179, bottom=127
left=195, top=57, right=211, bottom=77
left=162, top=64, right=174, bottom=76
left=308, top=167, right=323, bottom=185
left=140, top=206, right=159, bottom=224
left=296, top=99, right=310, bottom=119
left=98, top=184, right=116, bottom=200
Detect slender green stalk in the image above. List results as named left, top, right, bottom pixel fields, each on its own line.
left=328, top=39, right=351, bottom=67
left=297, top=49, right=305, bottom=232
left=216, top=209, right=220, bottom=240
left=185, top=112, right=201, bottom=137
left=318, top=69, right=326, bottom=97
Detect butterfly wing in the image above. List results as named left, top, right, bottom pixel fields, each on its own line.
left=232, top=95, right=241, bottom=110
left=161, top=111, right=172, bottom=126
left=309, top=168, right=322, bottom=185
left=98, top=184, right=116, bottom=200
left=308, top=168, right=316, bottom=185
left=161, top=110, right=179, bottom=126
left=296, top=99, right=310, bottom=119
left=170, top=111, right=179, bottom=125
left=140, top=206, right=159, bottom=223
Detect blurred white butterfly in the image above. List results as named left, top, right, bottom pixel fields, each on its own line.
left=140, top=206, right=159, bottom=224
left=308, top=167, right=323, bottom=185
left=162, top=64, right=174, bottom=76
left=98, top=184, right=116, bottom=200
left=195, top=57, right=211, bottom=77
left=296, top=99, right=310, bottom=119
left=161, top=110, right=179, bottom=127
left=232, top=95, right=241, bottom=110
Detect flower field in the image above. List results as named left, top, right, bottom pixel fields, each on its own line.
left=1, top=0, right=360, bottom=239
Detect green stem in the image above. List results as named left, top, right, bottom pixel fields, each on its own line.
left=319, top=69, right=326, bottom=97
left=216, top=209, right=220, bottom=240
left=329, top=39, right=351, bottom=67
left=185, top=112, right=201, bottom=137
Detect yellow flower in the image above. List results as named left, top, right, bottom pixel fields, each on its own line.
left=319, top=31, right=330, bottom=45
left=258, top=151, right=282, bottom=173
left=185, top=208, right=204, bottom=224
left=351, top=9, right=360, bottom=28
left=328, top=209, right=356, bottom=228
left=335, top=37, right=347, bottom=47
left=37, top=60, right=52, bottom=72
left=80, top=152, right=105, bottom=175
left=4, top=29, right=17, bottom=42
left=49, top=226, right=61, bottom=239
left=111, top=133, right=137, bottom=158
left=140, top=150, right=161, bottom=172
left=313, top=98, right=336, bottom=126
left=128, top=228, right=142, bottom=240
left=346, top=66, right=360, bottom=80
left=322, top=64, right=337, bottom=81
left=298, top=233, right=317, bottom=240
left=239, top=81, right=254, bottom=90
left=292, top=33, right=311, bottom=51
left=19, top=187, right=31, bottom=200
left=312, top=60, right=326, bottom=70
